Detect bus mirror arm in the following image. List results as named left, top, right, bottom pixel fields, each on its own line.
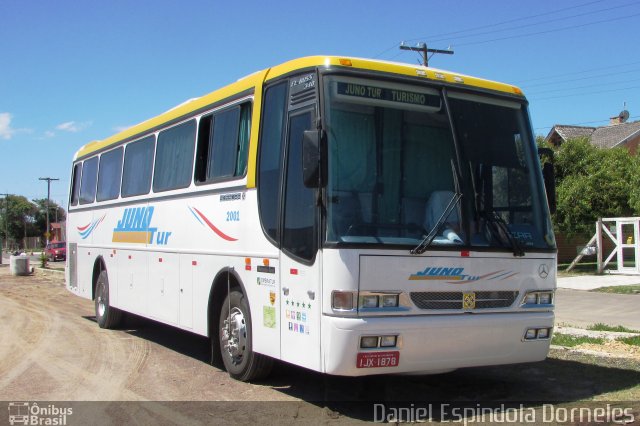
left=302, top=129, right=327, bottom=189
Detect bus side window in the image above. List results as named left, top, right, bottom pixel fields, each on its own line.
left=70, top=162, right=82, bottom=206
left=79, top=156, right=99, bottom=205
left=153, top=120, right=196, bottom=192
left=122, top=135, right=155, bottom=198
left=195, top=102, right=251, bottom=183
left=96, top=147, right=123, bottom=202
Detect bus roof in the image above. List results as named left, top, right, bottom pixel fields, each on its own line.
left=73, top=55, right=525, bottom=160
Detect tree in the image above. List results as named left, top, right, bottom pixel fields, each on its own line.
left=551, top=138, right=639, bottom=235
left=33, top=198, right=66, bottom=240
left=1, top=195, right=38, bottom=247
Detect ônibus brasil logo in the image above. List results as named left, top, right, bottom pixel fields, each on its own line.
left=7, top=402, right=72, bottom=426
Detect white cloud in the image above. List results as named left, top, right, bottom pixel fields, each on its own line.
left=113, top=125, right=132, bottom=133
left=44, top=131, right=55, bottom=138
left=0, top=112, right=16, bottom=139
left=56, top=121, right=92, bottom=133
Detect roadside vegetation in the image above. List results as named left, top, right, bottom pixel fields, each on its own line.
left=588, top=323, right=640, bottom=333
left=592, top=285, right=640, bottom=295
left=552, top=333, right=604, bottom=347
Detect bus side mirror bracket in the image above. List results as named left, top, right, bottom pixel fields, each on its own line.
left=538, top=148, right=556, bottom=214
left=302, top=129, right=326, bottom=188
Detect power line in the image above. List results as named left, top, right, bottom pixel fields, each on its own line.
left=404, top=0, right=607, bottom=43
left=424, top=1, right=639, bottom=45
left=525, top=76, right=640, bottom=96
left=372, top=0, right=607, bottom=58
left=534, top=115, right=640, bottom=131
left=455, top=11, right=640, bottom=47
left=521, top=67, right=640, bottom=89
left=530, top=84, right=640, bottom=101
left=515, top=60, right=640, bottom=84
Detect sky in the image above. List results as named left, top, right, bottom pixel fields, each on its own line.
left=1, top=0, right=639, bottom=206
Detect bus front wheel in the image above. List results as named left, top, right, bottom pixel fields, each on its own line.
left=218, top=290, right=273, bottom=381
left=95, top=270, right=122, bottom=329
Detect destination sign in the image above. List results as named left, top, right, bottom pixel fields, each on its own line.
left=337, top=82, right=440, bottom=108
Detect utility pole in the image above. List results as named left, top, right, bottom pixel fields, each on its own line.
left=1, top=193, right=8, bottom=260
left=399, top=42, right=454, bottom=67
left=39, top=177, right=59, bottom=245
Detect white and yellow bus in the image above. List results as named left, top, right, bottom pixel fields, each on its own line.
left=66, top=56, right=557, bottom=381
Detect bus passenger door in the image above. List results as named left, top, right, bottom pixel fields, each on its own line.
left=279, top=109, right=322, bottom=371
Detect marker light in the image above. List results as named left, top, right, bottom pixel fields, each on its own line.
left=360, top=336, right=379, bottom=348
left=332, top=291, right=354, bottom=310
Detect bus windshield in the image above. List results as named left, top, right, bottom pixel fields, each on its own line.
left=323, top=76, right=555, bottom=251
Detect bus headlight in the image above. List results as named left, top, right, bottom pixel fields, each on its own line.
left=358, top=292, right=403, bottom=311
left=521, top=291, right=554, bottom=307
left=362, top=295, right=379, bottom=308
left=380, top=335, right=397, bottom=348
left=360, top=336, right=379, bottom=348
left=381, top=294, right=399, bottom=308
left=538, top=293, right=552, bottom=305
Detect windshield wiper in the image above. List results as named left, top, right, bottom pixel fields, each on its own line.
left=411, top=192, right=462, bottom=255
left=483, top=211, right=525, bottom=257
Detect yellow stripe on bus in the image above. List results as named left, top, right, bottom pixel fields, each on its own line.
left=112, top=231, right=151, bottom=244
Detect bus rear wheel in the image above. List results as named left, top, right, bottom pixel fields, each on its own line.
left=95, top=270, right=122, bottom=329
left=218, top=290, right=273, bottom=381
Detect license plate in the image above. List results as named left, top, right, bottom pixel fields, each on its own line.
left=356, top=351, right=399, bottom=368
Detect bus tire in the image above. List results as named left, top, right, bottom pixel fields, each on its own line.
left=219, top=290, right=273, bottom=381
left=95, top=270, right=122, bottom=329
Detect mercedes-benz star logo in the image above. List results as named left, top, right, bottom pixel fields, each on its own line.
left=538, top=264, right=549, bottom=279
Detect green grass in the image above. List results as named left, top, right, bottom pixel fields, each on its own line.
left=592, top=285, right=640, bottom=295
left=588, top=323, right=640, bottom=333
left=552, top=333, right=605, bottom=347
left=617, top=336, right=640, bottom=347
left=558, top=261, right=637, bottom=277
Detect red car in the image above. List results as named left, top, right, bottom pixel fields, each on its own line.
left=46, top=241, right=66, bottom=261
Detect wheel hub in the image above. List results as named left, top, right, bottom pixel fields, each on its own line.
left=222, top=307, right=246, bottom=361
left=97, top=284, right=106, bottom=317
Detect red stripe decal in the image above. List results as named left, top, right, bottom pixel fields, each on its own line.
left=192, top=207, right=238, bottom=242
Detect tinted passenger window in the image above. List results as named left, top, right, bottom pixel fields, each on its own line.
left=122, top=135, right=155, bottom=197
left=96, top=147, right=123, bottom=201
left=154, top=120, right=196, bottom=192
left=70, top=163, right=82, bottom=206
left=195, top=103, right=251, bottom=183
left=209, top=107, right=241, bottom=179
left=79, top=156, right=99, bottom=204
left=257, top=83, right=287, bottom=242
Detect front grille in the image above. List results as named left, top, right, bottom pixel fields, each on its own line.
left=410, top=291, right=518, bottom=310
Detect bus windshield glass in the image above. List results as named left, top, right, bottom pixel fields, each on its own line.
left=323, top=76, right=555, bottom=250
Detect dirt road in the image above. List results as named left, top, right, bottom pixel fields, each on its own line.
left=1, top=265, right=639, bottom=424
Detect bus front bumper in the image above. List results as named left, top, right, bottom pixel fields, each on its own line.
left=322, top=311, right=554, bottom=376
